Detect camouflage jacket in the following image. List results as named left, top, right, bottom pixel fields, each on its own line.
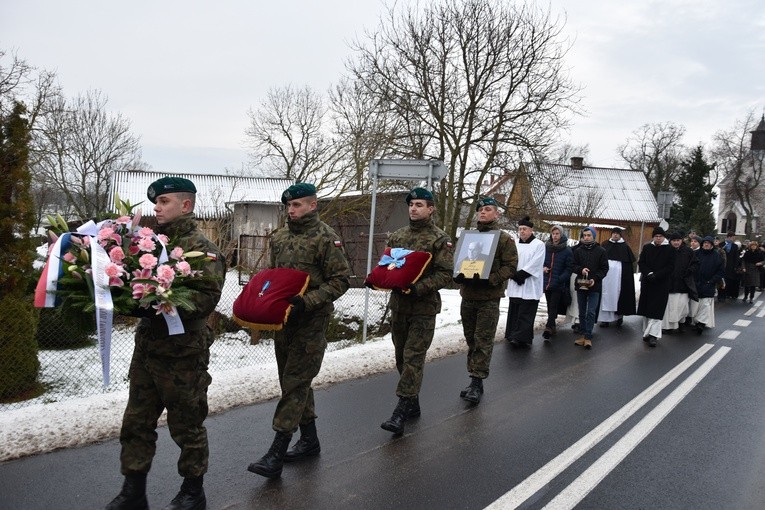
left=138, top=213, right=226, bottom=342
left=387, top=217, right=453, bottom=315
left=459, top=220, right=518, bottom=300
left=270, top=211, right=351, bottom=314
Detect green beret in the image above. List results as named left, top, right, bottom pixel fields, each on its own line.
left=475, top=195, right=499, bottom=211
left=281, top=182, right=317, bottom=204
left=147, top=177, right=197, bottom=203
left=406, top=187, right=434, bottom=204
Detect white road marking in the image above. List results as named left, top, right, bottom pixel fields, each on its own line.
left=484, top=343, right=715, bottom=510
left=758, top=308, right=765, bottom=318
left=733, top=320, right=751, bottom=327
left=744, top=307, right=757, bottom=316
left=542, top=346, right=731, bottom=510
left=718, top=330, right=741, bottom=340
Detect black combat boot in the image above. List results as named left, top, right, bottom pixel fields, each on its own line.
left=381, top=397, right=415, bottom=435
left=105, top=473, right=148, bottom=510
left=284, top=421, right=321, bottom=462
left=163, top=476, right=205, bottom=510
left=407, top=395, right=421, bottom=418
left=460, top=377, right=484, bottom=404
left=247, top=431, right=293, bottom=478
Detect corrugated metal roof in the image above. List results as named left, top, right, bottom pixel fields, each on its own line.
left=111, top=171, right=293, bottom=218
left=526, top=163, right=658, bottom=223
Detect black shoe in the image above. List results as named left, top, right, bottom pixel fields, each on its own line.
left=616, top=317, right=623, bottom=327
left=106, top=473, right=148, bottom=510
left=508, top=339, right=520, bottom=347
left=648, top=335, right=657, bottom=347
left=695, top=322, right=705, bottom=335
left=542, top=327, right=552, bottom=339
left=572, top=323, right=580, bottom=333
left=461, top=377, right=484, bottom=404
left=381, top=397, right=416, bottom=435
left=284, top=421, right=321, bottom=462
left=164, top=476, right=205, bottom=510
left=599, top=322, right=610, bottom=328
left=248, top=431, right=293, bottom=478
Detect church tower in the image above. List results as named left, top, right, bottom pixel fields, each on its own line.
left=751, top=114, right=765, bottom=152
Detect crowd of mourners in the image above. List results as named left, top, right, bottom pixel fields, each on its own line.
left=538, top=226, right=765, bottom=350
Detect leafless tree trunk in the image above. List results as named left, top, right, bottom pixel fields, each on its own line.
left=347, top=0, right=579, bottom=238
left=712, top=110, right=765, bottom=237
left=618, top=122, right=686, bottom=195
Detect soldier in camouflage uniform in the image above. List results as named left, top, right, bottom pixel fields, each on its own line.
left=247, top=182, right=350, bottom=479
left=453, top=196, right=517, bottom=404
left=107, top=177, right=226, bottom=510
left=380, top=187, right=453, bottom=435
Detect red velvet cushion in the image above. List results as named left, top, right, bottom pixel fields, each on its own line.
left=233, top=268, right=310, bottom=330
left=364, top=247, right=432, bottom=292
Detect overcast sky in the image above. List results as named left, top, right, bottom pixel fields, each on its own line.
left=2, top=0, right=763, bottom=174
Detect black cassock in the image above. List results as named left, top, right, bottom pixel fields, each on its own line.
left=602, top=240, right=637, bottom=316
left=637, top=242, right=677, bottom=319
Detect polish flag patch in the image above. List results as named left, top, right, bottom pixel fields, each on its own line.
left=334, top=240, right=343, bottom=247
left=206, top=252, right=218, bottom=261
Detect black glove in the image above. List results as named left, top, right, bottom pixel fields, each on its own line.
left=364, top=280, right=375, bottom=289
left=512, top=275, right=526, bottom=285
left=472, top=273, right=481, bottom=281
left=453, top=273, right=466, bottom=284
left=406, top=284, right=418, bottom=296
left=288, top=295, right=305, bottom=319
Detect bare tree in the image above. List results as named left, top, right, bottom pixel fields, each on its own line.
left=245, top=85, right=341, bottom=186
left=347, top=0, right=580, bottom=238
left=32, top=89, right=141, bottom=220
left=328, top=77, right=400, bottom=190
left=618, top=122, right=686, bottom=195
left=543, top=142, right=591, bottom=165
left=712, top=110, right=765, bottom=237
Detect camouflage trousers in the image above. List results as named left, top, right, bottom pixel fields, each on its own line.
left=272, top=311, right=330, bottom=433
left=389, top=311, right=436, bottom=398
left=460, top=298, right=501, bottom=379
left=119, top=331, right=212, bottom=478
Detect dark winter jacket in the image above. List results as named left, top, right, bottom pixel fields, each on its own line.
left=637, top=240, right=677, bottom=319
left=694, top=246, right=725, bottom=298
left=571, top=241, right=609, bottom=293
left=543, top=233, right=573, bottom=292
left=669, top=243, right=699, bottom=298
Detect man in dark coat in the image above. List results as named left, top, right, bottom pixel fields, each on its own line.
left=662, top=232, right=699, bottom=333
left=571, top=226, right=609, bottom=349
left=637, top=227, right=677, bottom=347
left=600, top=227, right=636, bottom=327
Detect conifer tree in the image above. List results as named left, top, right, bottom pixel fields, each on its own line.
left=672, top=146, right=716, bottom=236
left=0, top=101, right=40, bottom=400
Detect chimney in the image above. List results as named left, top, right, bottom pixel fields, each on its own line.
left=570, top=157, right=584, bottom=170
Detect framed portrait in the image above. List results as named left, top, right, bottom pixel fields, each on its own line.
left=453, top=230, right=501, bottom=279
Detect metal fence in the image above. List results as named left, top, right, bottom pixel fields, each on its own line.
left=1, top=234, right=391, bottom=411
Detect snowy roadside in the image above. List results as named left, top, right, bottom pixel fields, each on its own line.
left=3, top=289, right=549, bottom=462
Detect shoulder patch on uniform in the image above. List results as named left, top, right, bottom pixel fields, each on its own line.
left=446, top=241, right=453, bottom=248
left=206, top=252, right=218, bottom=261
left=334, top=240, right=343, bottom=247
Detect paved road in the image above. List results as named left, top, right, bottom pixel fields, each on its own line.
left=2, top=296, right=764, bottom=510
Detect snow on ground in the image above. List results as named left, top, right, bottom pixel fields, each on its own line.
left=0, top=287, right=556, bottom=463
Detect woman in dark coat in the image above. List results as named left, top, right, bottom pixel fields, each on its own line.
left=693, top=236, right=725, bottom=333
left=542, top=225, right=573, bottom=340
left=636, top=227, right=676, bottom=346
left=741, top=241, right=765, bottom=303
